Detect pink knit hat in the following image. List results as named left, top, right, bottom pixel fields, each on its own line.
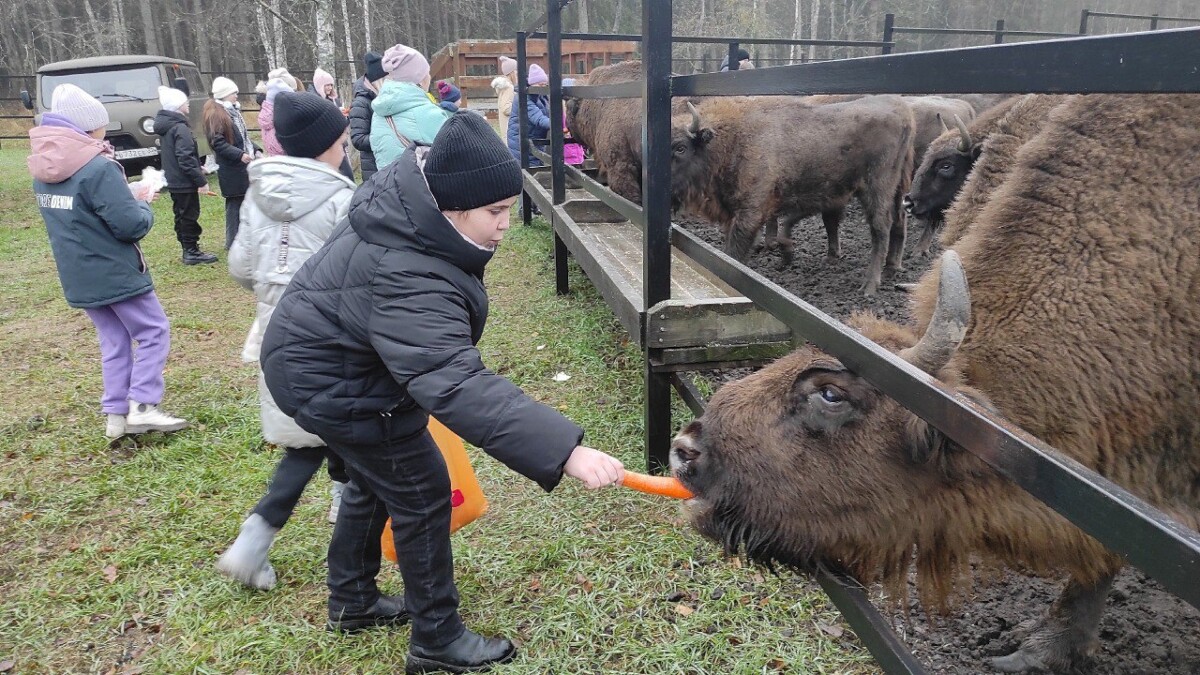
left=499, top=57, right=517, bottom=76
left=528, top=64, right=549, bottom=86
left=382, top=44, right=430, bottom=84
left=312, top=67, right=335, bottom=97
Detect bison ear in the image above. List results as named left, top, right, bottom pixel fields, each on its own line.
left=970, top=142, right=983, bottom=160
left=903, top=386, right=997, bottom=466
left=903, top=416, right=946, bottom=465
left=699, top=127, right=715, bottom=145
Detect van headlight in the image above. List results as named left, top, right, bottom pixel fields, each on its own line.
left=141, top=117, right=155, bottom=134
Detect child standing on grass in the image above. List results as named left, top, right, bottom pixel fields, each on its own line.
left=153, top=85, right=218, bottom=265
left=28, top=84, right=189, bottom=440
left=204, top=76, right=260, bottom=250
left=260, top=112, right=625, bottom=673
left=216, top=92, right=357, bottom=590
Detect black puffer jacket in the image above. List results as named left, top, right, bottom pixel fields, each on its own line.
left=349, top=78, right=378, bottom=178
left=152, top=110, right=206, bottom=192
left=260, top=148, right=582, bottom=491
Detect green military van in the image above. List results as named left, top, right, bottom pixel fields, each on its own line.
left=21, top=55, right=211, bottom=175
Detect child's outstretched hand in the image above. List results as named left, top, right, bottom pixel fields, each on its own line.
left=564, top=445, right=625, bottom=489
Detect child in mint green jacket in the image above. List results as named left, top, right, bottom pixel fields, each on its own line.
left=370, top=43, right=451, bottom=168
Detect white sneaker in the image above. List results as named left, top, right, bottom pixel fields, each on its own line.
left=105, top=414, right=127, bottom=439
left=216, top=514, right=279, bottom=590
left=328, top=481, right=347, bottom=524
left=125, top=400, right=189, bottom=434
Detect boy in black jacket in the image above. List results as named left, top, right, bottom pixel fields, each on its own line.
left=260, top=112, right=625, bottom=673
left=153, top=86, right=217, bottom=264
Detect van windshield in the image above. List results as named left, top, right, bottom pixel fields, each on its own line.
left=41, top=66, right=161, bottom=107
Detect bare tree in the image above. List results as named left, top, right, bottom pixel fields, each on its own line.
left=137, top=0, right=159, bottom=54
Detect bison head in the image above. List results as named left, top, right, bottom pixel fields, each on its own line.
left=667, top=102, right=717, bottom=213
left=904, top=114, right=981, bottom=224
left=670, top=252, right=999, bottom=598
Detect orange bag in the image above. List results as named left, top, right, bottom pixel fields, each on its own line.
left=381, top=416, right=488, bottom=562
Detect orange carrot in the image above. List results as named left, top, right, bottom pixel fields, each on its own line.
left=620, top=471, right=694, bottom=499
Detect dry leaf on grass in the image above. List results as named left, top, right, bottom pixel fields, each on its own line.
left=0, top=660, right=15, bottom=672
left=817, top=621, right=845, bottom=638
left=674, top=604, right=694, bottom=616
left=102, top=565, right=118, bottom=583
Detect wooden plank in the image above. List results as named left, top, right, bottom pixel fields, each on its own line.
left=563, top=199, right=625, bottom=223
left=646, top=298, right=792, bottom=349
left=554, top=213, right=644, bottom=343
left=651, top=341, right=794, bottom=370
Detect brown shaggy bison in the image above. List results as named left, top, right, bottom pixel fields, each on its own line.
left=670, top=94, right=1200, bottom=673
left=564, top=61, right=704, bottom=203
left=903, top=95, right=1064, bottom=258
left=671, top=95, right=915, bottom=295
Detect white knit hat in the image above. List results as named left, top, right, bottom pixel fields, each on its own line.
left=211, top=76, right=238, bottom=100
left=50, top=84, right=109, bottom=132
left=267, top=67, right=298, bottom=91
left=158, top=86, right=188, bottom=112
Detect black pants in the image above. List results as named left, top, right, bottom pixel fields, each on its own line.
left=251, top=446, right=349, bottom=529
left=170, top=190, right=201, bottom=247
left=326, top=430, right=464, bottom=648
left=225, top=195, right=245, bottom=250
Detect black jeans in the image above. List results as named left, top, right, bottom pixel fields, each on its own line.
left=326, top=429, right=464, bottom=648
left=251, top=446, right=349, bottom=529
left=224, top=195, right=245, bottom=250
left=170, top=190, right=201, bottom=247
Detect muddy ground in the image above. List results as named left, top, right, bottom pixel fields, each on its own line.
left=681, top=204, right=1200, bottom=674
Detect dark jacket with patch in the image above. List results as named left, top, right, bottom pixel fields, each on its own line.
left=207, top=105, right=255, bottom=197
left=260, top=148, right=582, bottom=491
left=153, top=110, right=206, bottom=192
left=349, top=78, right=378, bottom=177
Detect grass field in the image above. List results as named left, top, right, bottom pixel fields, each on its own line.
left=0, top=144, right=873, bottom=674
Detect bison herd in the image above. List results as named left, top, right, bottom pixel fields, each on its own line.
left=561, top=65, right=1200, bottom=673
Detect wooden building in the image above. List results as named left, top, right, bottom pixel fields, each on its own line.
left=429, top=38, right=638, bottom=117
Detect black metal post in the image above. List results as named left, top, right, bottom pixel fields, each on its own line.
left=1151, top=13, right=1160, bottom=30
left=643, top=0, right=674, bottom=474
left=994, top=19, right=1005, bottom=44
left=727, top=41, right=740, bottom=71
left=547, top=0, right=570, bottom=294
left=1079, top=8, right=1090, bottom=34
left=516, top=32, right=532, bottom=225
left=882, top=13, right=895, bottom=54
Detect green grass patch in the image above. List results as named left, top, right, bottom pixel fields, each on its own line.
left=0, top=146, right=873, bottom=674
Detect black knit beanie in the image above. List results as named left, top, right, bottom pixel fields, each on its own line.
left=274, top=91, right=348, bottom=159
left=424, top=112, right=522, bottom=211
left=363, top=51, right=386, bottom=82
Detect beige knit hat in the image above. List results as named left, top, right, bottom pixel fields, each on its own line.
left=211, top=76, right=238, bottom=100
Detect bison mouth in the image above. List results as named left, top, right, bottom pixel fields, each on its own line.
left=681, top=491, right=843, bottom=577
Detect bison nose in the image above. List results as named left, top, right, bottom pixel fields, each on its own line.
left=902, top=195, right=915, bottom=215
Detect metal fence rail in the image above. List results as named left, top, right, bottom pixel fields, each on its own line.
left=524, top=1, right=1200, bottom=670
left=1080, top=8, right=1200, bottom=33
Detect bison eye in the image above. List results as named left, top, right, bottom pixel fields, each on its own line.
left=819, top=385, right=845, bottom=403
left=673, top=143, right=687, bottom=155
left=937, top=163, right=955, bottom=177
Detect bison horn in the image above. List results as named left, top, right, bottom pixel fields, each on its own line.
left=901, top=250, right=970, bottom=374
left=953, top=114, right=972, bottom=153
left=937, top=113, right=950, bottom=134
left=687, top=101, right=702, bottom=138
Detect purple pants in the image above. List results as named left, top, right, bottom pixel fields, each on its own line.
left=83, top=291, right=171, bottom=415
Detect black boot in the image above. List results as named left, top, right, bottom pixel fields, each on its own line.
left=182, top=245, right=218, bottom=265
left=327, top=593, right=409, bottom=632
left=405, top=629, right=517, bottom=674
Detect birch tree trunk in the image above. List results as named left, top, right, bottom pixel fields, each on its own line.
left=809, top=0, right=820, bottom=61
left=138, top=0, right=159, bottom=54
left=271, top=0, right=286, bottom=68
left=789, top=0, right=803, bottom=63
left=315, top=0, right=337, bottom=74
left=612, top=0, right=623, bottom=32
left=113, top=0, right=129, bottom=52
left=364, top=0, right=372, bottom=51
left=577, top=0, right=589, bottom=32
left=82, top=0, right=103, bottom=50
left=190, top=0, right=211, bottom=72
left=256, top=2, right=280, bottom=69
left=339, top=0, right=355, bottom=81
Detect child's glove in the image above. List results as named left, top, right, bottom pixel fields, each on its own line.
left=564, top=446, right=625, bottom=489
